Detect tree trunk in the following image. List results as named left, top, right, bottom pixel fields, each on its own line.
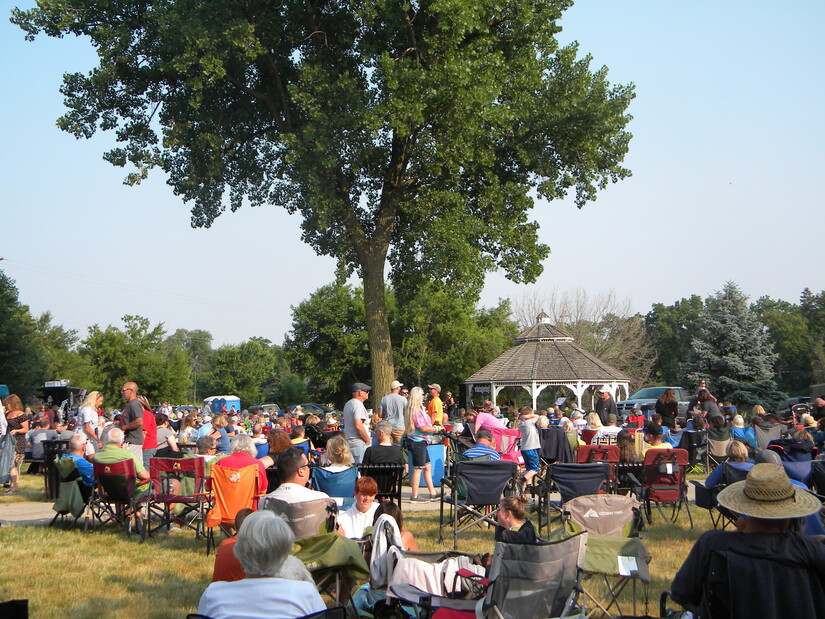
left=361, top=247, right=395, bottom=409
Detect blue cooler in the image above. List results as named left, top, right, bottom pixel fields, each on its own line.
left=408, top=443, right=446, bottom=487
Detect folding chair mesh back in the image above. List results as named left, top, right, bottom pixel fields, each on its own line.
left=312, top=466, right=358, bottom=507
left=706, top=437, right=731, bottom=469
left=482, top=534, right=586, bottom=619
left=754, top=424, right=785, bottom=452
left=548, top=463, right=609, bottom=504
left=357, top=463, right=404, bottom=504
left=490, top=427, right=522, bottom=464
left=439, top=460, right=517, bottom=548
left=260, top=497, right=338, bottom=538
left=577, top=445, right=620, bottom=491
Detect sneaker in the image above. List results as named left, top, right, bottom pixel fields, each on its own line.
left=429, top=495, right=441, bottom=502
left=410, top=496, right=428, bottom=503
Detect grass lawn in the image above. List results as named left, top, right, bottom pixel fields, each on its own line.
left=1, top=468, right=706, bottom=618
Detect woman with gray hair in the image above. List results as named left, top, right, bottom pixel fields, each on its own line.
left=198, top=510, right=325, bottom=618
left=210, top=434, right=269, bottom=494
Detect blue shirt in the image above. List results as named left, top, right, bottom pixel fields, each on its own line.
left=462, top=444, right=500, bottom=461
left=63, top=452, right=94, bottom=487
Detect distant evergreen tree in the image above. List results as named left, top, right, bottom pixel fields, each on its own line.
left=683, top=282, right=785, bottom=409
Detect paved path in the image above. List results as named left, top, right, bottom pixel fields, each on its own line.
left=0, top=501, right=56, bottom=526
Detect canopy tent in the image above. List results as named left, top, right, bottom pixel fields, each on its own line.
left=463, top=313, right=631, bottom=411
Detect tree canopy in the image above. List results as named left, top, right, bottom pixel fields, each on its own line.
left=13, top=0, right=635, bottom=396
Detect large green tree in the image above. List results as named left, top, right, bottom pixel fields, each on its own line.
left=13, top=0, right=634, bottom=397
left=206, top=338, right=280, bottom=407
left=645, top=295, right=705, bottom=385
left=81, top=315, right=192, bottom=404
left=0, top=270, right=44, bottom=399
left=683, top=282, right=783, bottom=408
left=752, top=296, right=811, bottom=395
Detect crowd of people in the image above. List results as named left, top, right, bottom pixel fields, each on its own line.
left=5, top=377, right=825, bottom=617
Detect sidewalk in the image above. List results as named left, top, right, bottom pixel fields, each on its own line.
left=0, top=500, right=55, bottom=526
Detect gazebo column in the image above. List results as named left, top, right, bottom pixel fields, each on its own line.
left=573, top=382, right=585, bottom=409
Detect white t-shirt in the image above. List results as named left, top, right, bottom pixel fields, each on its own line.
left=198, top=577, right=325, bottom=619
left=338, top=502, right=379, bottom=539
left=259, top=482, right=330, bottom=510
left=594, top=425, right=622, bottom=439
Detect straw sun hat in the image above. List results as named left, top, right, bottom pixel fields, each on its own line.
left=717, top=463, right=821, bottom=519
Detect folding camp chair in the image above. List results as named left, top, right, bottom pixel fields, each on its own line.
left=811, top=460, right=825, bottom=498
left=563, top=495, right=649, bottom=619
left=204, top=463, right=259, bottom=554
left=691, top=462, right=749, bottom=530
left=538, top=427, right=574, bottom=465
left=312, top=466, right=358, bottom=509
left=490, top=427, right=522, bottom=464
left=581, top=429, right=598, bottom=446
left=390, top=532, right=587, bottom=619
left=49, top=457, right=91, bottom=529
left=439, top=460, right=518, bottom=549
left=705, top=436, right=731, bottom=471
left=541, top=462, right=610, bottom=531
left=260, top=497, right=338, bottom=538
left=577, top=445, right=620, bottom=493
left=754, top=423, right=785, bottom=452
left=87, top=458, right=150, bottom=539
left=678, top=431, right=707, bottom=474
left=633, top=448, right=692, bottom=527
left=293, top=532, right=370, bottom=607
left=145, top=457, right=207, bottom=539
left=358, top=463, right=404, bottom=504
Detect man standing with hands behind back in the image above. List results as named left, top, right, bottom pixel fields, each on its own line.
left=120, top=381, right=144, bottom=458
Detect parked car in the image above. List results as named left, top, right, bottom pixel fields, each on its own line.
left=775, top=396, right=811, bottom=421
left=283, top=403, right=336, bottom=416
left=249, top=403, right=282, bottom=417
left=616, top=387, right=692, bottom=423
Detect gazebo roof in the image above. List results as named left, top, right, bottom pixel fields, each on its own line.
left=465, top=313, right=630, bottom=384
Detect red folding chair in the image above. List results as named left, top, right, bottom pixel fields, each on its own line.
left=146, top=457, right=208, bottom=540
left=634, top=448, right=692, bottom=527
left=88, top=459, right=150, bottom=539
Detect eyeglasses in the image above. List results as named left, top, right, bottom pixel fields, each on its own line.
left=120, top=388, right=134, bottom=392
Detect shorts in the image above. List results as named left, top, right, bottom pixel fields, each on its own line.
left=406, top=438, right=430, bottom=468
left=522, top=449, right=540, bottom=472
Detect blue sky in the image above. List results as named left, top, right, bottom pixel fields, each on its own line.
left=2, top=1, right=823, bottom=347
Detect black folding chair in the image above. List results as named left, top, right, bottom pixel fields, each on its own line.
left=678, top=430, right=707, bottom=474
left=439, top=459, right=518, bottom=549
left=357, top=463, right=404, bottom=504
left=542, top=462, right=610, bottom=529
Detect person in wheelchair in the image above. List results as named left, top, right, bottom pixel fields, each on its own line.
left=495, top=495, right=539, bottom=544
left=671, top=463, right=825, bottom=616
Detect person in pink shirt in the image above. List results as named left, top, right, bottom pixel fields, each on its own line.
left=465, top=409, right=506, bottom=434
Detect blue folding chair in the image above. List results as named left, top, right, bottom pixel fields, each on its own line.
left=312, top=466, right=358, bottom=509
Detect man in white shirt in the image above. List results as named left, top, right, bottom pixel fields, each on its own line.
left=258, top=447, right=329, bottom=509
left=337, top=476, right=380, bottom=540
left=593, top=413, right=623, bottom=444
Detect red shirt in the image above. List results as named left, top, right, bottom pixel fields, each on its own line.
left=213, top=451, right=268, bottom=494
left=142, top=410, right=158, bottom=449
left=211, top=537, right=245, bottom=582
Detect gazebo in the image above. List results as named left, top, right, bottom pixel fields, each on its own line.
left=463, top=312, right=631, bottom=411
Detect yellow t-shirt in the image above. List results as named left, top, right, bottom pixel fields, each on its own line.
left=428, top=397, right=444, bottom=425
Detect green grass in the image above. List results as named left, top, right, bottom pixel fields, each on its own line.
left=2, top=468, right=707, bottom=618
